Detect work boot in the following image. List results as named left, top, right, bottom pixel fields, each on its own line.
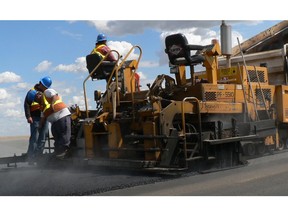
left=55, top=149, right=69, bottom=160
left=27, top=157, right=35, bottom=165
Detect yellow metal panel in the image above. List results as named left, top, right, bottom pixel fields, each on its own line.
left=252, top=84, right=274, bottom=108
left=160, top=101, right=193, bottom=136
left=218, top=66, right=241, bottom=83
left=108, top=122, right=123, bottom=158
left=175, top=65, right=187, bottom=86
left=276, top=85, right=288, bottom=122
left=218, top=65, right=268, bottom=85
left=244, top=66, right=268, bottom=84
left=83, top=121, right=94, bottom=158
left=122, top=60, right=138, bottom=93
left=202, top=83, right=240, bottom=102
left=143, top=121, right=160, bottom=161
left=199, top=101, right=243, bottom=113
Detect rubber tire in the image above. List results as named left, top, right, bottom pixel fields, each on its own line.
left=256, top=143, right=266, bottom=155
left=244, top=143, right=256, bottom=156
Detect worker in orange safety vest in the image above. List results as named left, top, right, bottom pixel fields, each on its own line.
left=28, top=85, right=71, bottom=159
left=24, top=76, right=52, bottom=162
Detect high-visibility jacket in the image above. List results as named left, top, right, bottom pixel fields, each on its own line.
left=29, top=88, right=40, bottom=112
left=91, top=44, right=106, bottom=58
left=91, top=44, right=116, bottom=61
left=42, top=95, right=67, bottom=118
left=30, top=101, right=40, bottom=112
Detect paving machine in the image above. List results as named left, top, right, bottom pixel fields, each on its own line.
left=1, top=21, right=288, bottom=173
left=69, top=26, right=288, bottom=172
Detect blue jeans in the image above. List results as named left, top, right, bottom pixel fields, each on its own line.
left=27, top=116, right=49, bottom=158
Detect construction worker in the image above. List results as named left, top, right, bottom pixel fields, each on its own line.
left=90, top=33, right=117, bottom=61
left=24, top=76, right=52, bottom=162
left=28, top=87, right=71, bottom=159
left=134, top=72, right=141, bottom=92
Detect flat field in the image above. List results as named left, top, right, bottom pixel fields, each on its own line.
left=0, top=136, right=29, bottom=157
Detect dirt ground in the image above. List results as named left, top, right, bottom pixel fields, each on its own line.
left=0, top=136, right=29, bottom=141
left=0, top=136, right=29, bottom=157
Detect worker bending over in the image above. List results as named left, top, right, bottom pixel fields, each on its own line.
left=28, top=86, right=71, bottom=159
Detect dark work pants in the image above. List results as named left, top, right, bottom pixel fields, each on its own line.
left=51, top=115, right=71, bottom=153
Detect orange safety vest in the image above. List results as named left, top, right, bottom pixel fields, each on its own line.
left=42, top=95, right=67, bottom=118
left=30, top=101, right=40, bottom=112
left=29, top=88, right=40, bottom=112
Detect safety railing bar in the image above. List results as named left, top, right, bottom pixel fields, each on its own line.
left=181, top=97, right=202, bottom=168
left=83, top=50, right=120, bottom=118
left=128, top=46, right=142, bottom=120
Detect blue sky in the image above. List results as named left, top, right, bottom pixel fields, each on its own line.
left=0, top=0, right=286, bottom=137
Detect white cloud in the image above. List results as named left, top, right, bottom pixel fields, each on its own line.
left=139, top=60, right=159, bottom=68
left=0, top=89, right=22, bottom=121
left=54, top=57, right=87, bottom=73
left=0, top=88, right=8, bottom=100
left=0, top=71, right=21, bottom=83
left=87, top=20, right=253, bottom=36
left=14, top=82, right=30, bottom=90
left=108, top=41, right=138, bottom=60
left=60, top=30, right=82, bottom=40
left=34, top=60, right=53, bottom=72
left=70, top=95, right=90, bottom=110
left=5, top=109, right=23, bottom=118
left=71, top=95, right=85, bottom=105
left=232, top=30, right=245, bottom=46
left=137, top=71, right=146, bottom=80
left=5, top=97, right=21, bottom=108
left=87, top=21, right=214, bottom=36
left=87, top=21, right=110, bottom=33
left=62, top=88, right=72, bottom=95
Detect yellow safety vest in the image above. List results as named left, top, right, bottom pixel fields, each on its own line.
left=42, top=95, right=67, bottom=118
left=91, top=44, right=106, bottom=59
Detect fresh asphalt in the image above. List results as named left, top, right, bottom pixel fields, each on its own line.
left=1, top=138, right=288, bottom=196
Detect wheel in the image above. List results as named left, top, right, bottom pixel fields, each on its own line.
left=243, top=143, right=256, bottom=156
left=256, top=143, right=266, bottom=155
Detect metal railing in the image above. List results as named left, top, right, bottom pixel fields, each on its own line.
left=83, top=50, right=120, bottom=118
left=181, top=97, right=202, bottom=167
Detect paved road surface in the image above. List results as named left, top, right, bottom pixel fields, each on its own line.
left=0, top=137, right=170, bottom=196
left=100, top=151, right=288, bottom=195
left=1, top=137, right=288, bottom=197
left=1, top=137, right=287, bottom=216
